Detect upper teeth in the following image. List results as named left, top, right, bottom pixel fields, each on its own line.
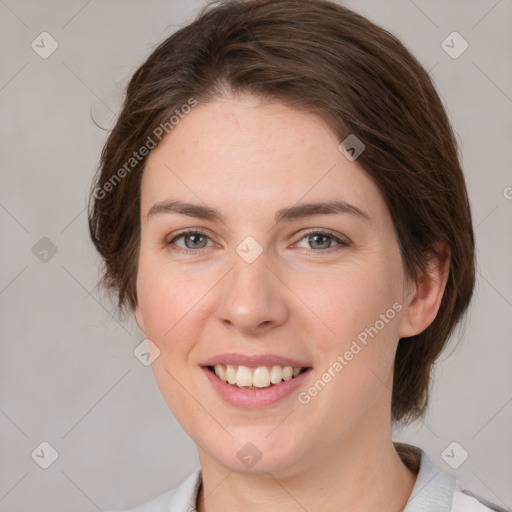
left=214, top=364, right=303, bottom=388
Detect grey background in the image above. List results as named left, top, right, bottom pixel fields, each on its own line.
left=1, top=0, right=511, bottom=510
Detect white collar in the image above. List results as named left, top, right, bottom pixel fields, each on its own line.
left=119, top=444, right=505, bottom=512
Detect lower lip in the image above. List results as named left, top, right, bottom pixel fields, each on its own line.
left=202, top=367, right=312, bottom=408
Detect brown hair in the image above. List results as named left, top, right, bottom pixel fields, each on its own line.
left=88, top=0, right=475, bottom=425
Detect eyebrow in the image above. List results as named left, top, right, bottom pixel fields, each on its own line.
left=145, top=199, right=371, bottom=225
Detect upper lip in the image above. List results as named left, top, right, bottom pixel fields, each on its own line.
left=201, top=353, right=312, bottom=368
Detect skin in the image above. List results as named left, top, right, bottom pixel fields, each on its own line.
left=134, top=94, right=450, bottom=512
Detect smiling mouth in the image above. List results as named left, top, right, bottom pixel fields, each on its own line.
left=206, top=364, right=311, bottom=389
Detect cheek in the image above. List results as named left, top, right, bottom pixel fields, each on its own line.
left=299, top=261, right=403, bottom=347
left=136, top=256, right=212, bottom=345
left=296, top=259, right=403, bottom=405
left=136, top=261, right=208, bottom=425
left=297, top=270, right=402, bottom=432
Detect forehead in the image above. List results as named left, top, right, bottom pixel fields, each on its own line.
left=141, top=95, right=387, bottom=225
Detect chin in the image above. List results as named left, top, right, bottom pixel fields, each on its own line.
left=202, top=430, right=310, bottom=476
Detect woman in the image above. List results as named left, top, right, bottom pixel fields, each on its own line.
left=88, top=0, right=507, bottom=510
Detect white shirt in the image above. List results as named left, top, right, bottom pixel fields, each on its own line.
left=105, top=445, right=509, bottom=511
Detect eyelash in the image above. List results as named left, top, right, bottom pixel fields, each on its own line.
left=165, top=229, right=350, bottom=255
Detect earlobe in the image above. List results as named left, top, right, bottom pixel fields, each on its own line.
left=134, top=304, right=145, bottom=333
left=398, top=245, right=450, bottom=338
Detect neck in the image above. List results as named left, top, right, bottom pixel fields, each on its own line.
left=196, top=423, right=417, bottom=512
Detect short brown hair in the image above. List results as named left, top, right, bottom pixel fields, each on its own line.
left=88, top=0, right=475, bottom=425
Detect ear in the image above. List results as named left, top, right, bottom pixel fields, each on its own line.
left=398, top=244, right=450, bottom=338
left=134, top=303, right=145, bottom=333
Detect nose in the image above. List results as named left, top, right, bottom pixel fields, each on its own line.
left=214, top=247, right=290, bottom=336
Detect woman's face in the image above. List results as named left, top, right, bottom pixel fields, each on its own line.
left=135, top=94, right=416, bottom=475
